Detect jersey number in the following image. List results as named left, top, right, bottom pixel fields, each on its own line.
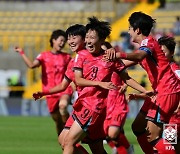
left=90, top=66, right=98, bottom=80
left=81, top=109, right=90, bottom=119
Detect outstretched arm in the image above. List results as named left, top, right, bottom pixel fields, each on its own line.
left=33, top=78, right=70, bottom=100
left=14, top=46, right=40, bottom=69
left=119, top=70, right=154, bottom=96
left=104, top=47, right=148, bottom=62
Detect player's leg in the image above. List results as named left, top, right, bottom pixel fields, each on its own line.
left=146, top=120, right=174, bottom=154
left=107, top=111, right=133, bottom=154
left=59, top=94, right=71, bottom=124
left=88, top=140, right=107, bottom=154
left=59, top=114, right=88, bottom=154
left=50, top=109, right=64, bottom=135
left=108, top=126, right=133, bottom=154
left=108, top=126, right=127, bottom=154
left=146, top=93, right=179, bottom=154
left=132, top=112, right=154, bottom=154
left=63, top=120, right=86, bottom=154
left=132, top=97, right=154, bottom=154
left=59, top=129, right=69, bottom=148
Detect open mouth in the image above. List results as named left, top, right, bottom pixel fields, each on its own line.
left=86, top=45, right=94, bottom=50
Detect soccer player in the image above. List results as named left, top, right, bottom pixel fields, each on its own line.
left=32, top=25, right=86, bottom=100
left=158, top=36, right=180, bottom=80
left=33, top=24, right=89, bottom=154
left=102, top=42, right=134, bottom=154
left=14, top=29, right=72, bottom=136
left=127, top=36, right=180, bottom=154
left=158, top=36, right=180, bottom=153
left=62, top=17, right=152, bottom=154
left=105, top=12, right=180, bottom=154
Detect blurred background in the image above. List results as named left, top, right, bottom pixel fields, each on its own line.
left=0, top=0, right=180, bottom=118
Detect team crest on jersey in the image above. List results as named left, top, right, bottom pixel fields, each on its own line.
left=163, top=124, right=177, bottom=144
left=141, top=39, right=148, bottom=46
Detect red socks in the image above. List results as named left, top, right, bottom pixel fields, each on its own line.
left=137, top=133, right=154, bottom=154
left=75, top=143, right=89, bottom=154
left=107, top=133, right=130, bottom=154
left=108, top=141, right=127, bottom=154
left=118, top=133, right=130, bottom=148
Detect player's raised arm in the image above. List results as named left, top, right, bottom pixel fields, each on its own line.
left=14, top=46, right=40, bottom=68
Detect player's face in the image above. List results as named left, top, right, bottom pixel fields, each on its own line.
left=128, top=26, right=138, bottom=43
left=67, top=35, right=84, bottom=52
left=161, top=45, right=172, bottom=61
left=85, top=29, right=102, bottom=54
left=53, top=36, right=66, bottom=51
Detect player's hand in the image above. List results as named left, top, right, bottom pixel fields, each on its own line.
left=32, top=92, right=43, bottom=101
left=14, top=46, right=23, bottom=53
left=150, top=94, right=157, bottom=102
left=14, top=46, right=24, bottom=55
left=127, top=93, right=151, bottom=102
left=99, top=82, right=117, bottom=90
left=118, top=84, right=127, bottom=93
left=145, top=90, right=154, bottom=97
left=103, top=48, right=116, bottom=62
left=128, top=93, right=136, bottom=101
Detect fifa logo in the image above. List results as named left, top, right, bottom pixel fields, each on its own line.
left=163, top=124, right=177, bottom=145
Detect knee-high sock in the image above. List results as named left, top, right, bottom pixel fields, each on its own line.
left=107, top=140, right=127, bottom=154
left=137, top=133, right=154, bottom=154
left=117, top=133, right=130, bottom=149
left=116, top=146, right=127, bottom=154
left=76, top=143, right=89, bottom=154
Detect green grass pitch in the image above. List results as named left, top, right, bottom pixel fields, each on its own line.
left=0, top=116, right=143, bottom=154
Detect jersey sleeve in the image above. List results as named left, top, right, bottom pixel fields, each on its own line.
left=65, top=59, right=74, bottom=82
left=170, top=62, right=180, bottom=80
left=140, top=38, right=154, bottom=55
left=36, top=53, right=43, bottom=63
left=73, top=53, right=84, bottom=71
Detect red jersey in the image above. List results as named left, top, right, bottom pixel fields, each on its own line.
left=170, top=62, right=180, bottom=80
left=73, top=52, right=125, bottom=113
left=106, top=72, right=128, bottom=119
left=138, top=54, right=158, bottom=92
left=65, top=58, right=75, bottom=82
left=65, top=49, right=89, bottom=95
left=36, top=51, right=71, bottom=97
left=139, top=36, right=180, bottom=95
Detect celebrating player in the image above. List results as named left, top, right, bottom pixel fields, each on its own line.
left=62, top=17, right=152, bottom=154
left=33, top=24, right=89, bottom=154
left=105, top=12, right=180, bottom=154
left=15, top=29, right=72, bottom=136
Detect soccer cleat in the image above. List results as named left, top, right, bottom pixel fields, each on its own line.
left=127, top=144, right=134, bottom=154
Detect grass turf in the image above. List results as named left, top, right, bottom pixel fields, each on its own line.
left=0, top=116, right=143, bottom=154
